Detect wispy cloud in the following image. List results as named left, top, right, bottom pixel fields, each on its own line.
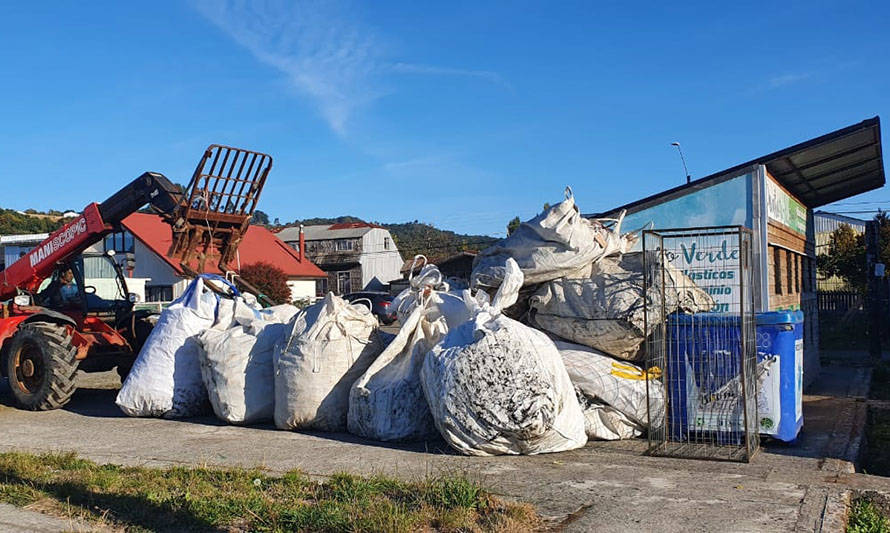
left=766, top=72, right=811, bottom=89
left=390, top=62, right=511, bottom=90
left=191, top=0, right=508, bottom=135
left=192, top=0, right=385, bottom=135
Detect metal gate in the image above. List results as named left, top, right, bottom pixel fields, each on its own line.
left=643, top=226, right=759, bottom=462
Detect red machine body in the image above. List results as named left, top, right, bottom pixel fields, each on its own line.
left=0, top=145, right=272, bottom=410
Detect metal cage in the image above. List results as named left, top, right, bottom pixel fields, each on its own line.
left=643, top=226, right=759, bottom=462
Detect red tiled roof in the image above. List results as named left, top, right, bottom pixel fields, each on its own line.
left=121, top=213, right=326, bottom=278
left=327, top=222, right=382, bottom=230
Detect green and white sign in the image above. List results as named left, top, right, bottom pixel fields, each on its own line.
left=766, top=178, right=806, bottom=235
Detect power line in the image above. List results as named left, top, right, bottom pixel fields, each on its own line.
left=829, top=210, right=888, bottom=215
left=829, top=200, right=890, bottom=206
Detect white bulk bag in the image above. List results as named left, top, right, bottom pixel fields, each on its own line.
left=275, top=294, right=384, bottom=432
left=116, top=276, right=243, bottom=418
left=575, top=390, right=642, bottom=440
left=557, top=340, right=664, bottom=435
left=197, top=304, right=297, bottom=425
left=529, top=252, right=713, bottom=361
left=348, top=262, right=471, bottom=442
left=422, top=259, right=587, bottom=456
left=471, top=188, right=634, bottom=289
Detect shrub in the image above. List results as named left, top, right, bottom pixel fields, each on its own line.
left=239, top=262, right=291, bottom=304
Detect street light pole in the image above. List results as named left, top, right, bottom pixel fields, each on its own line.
left=671, top=142, right=691, bottom=184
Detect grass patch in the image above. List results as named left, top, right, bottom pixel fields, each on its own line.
left=848, top=497, right=890, bottom=533
left=0, top=452, right=539, bottom=532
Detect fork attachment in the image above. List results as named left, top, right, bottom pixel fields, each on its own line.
left=167, top=144, right=273, bottom=273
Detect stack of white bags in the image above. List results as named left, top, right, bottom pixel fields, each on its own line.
left=116, top=187, right=713, bottom=455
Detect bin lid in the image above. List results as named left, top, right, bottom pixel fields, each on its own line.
left=755, top=310, right=804, bottom=325
left=667, top=310, right=804, bottom=325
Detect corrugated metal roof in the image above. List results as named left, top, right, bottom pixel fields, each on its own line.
left=814, top=211, right=867, bottom=234
left=590, top=117, right=885, bottom=217
left=0, top=233, right=49, bottom=245
left=276, top=224, right=377, bottom=242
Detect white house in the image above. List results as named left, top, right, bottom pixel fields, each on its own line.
left=276, top=222, right=404, bottom=295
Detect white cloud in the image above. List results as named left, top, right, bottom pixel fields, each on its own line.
left=390, top=62, right=511, bottom=89
left=767, top=72, right=811, bottom=89
left=191, top=0, right=509, bottom=136
left=192, top=0, right=385, bottom=135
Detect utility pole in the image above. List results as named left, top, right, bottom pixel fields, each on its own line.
left=866, top=220, right=882, bottom=359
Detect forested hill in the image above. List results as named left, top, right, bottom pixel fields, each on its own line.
left=383, top=222, right=498, bottom=262
left=0, top=209, right=71, bottom=235
left=279, top=216, right=499, bottom=263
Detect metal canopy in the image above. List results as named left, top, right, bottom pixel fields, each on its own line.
left=589, top=117, right=884, bottom=217
left=763, top=117, right=883, bottom=207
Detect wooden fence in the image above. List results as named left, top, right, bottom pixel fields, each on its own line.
left=817, top=291, right=864, bottom=314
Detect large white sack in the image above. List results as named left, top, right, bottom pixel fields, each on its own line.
left=197, top=304, right=297, bottom=425
left=348, top=262, right=471, bottom=442
left=471, top=188, right=634, bottom=289
left=116, top=276, right=245, bottom=418
left=557, top=340, right=664, bottom=435
left=275, top=294, right=385, bottom=432
left=575, top=390, right=642, bottom=440
left=391, top=258, right=469, bottom=325
left=529, top=252, right=713, bottom=361
left=422, top=259, right=587, bottom=456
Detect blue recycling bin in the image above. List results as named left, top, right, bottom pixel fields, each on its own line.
left=664, top=313, right=747, bottom=444
left=664, top=311, right=803, bottom=442
left=754, top=311, right=804, bottom=442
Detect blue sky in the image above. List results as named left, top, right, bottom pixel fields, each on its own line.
left=1, top=1, right=888, bottom=236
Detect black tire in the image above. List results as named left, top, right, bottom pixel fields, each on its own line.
left=5, top=322, right=78, bottom=410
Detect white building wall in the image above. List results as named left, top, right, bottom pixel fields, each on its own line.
left=132, top=240, right=183, bottom=287
left=359, top=228, right=403, bottom=289
left=287, top=279, right=316, bottom=303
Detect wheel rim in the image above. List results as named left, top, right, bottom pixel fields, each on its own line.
left=12, top=340, right=45, bottom=395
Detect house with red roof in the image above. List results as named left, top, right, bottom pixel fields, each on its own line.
left=111, top=213, right=326, bottom=303
left=276, top=222, right=403, bottom=295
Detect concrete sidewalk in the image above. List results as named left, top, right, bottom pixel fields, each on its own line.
left=0, top=363, right=887, bottom=532
left=0, top=504, right=94, bottom=533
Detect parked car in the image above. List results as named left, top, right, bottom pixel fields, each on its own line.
left=343, top=291, right=397, bottom=324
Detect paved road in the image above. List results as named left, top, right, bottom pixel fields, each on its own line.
left=0, top=362, right=887, bottom=532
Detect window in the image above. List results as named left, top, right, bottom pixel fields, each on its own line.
left=384, top=237, right=391, bottom=250
left=785, top=250, right=793, bottom=295
left=337, top=271, right=352, bottom=294
left=146, top=286, right=173, bottom=302
left=773, top=247, right=782, bottom=295
left=316, top=278, right=328, bottom=297
left=336, top=240, right=353, bottom=252
left=104, top=231, right=134, bottom=254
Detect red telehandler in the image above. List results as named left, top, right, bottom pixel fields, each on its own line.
left=0, top=145, right=272, bottom=410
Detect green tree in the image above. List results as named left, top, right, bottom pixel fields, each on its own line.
left=818, top=212, right=890, bottom=290
left=251, top=210, right=270, bottom=226
left=506, top=216, right=521, bottom=236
